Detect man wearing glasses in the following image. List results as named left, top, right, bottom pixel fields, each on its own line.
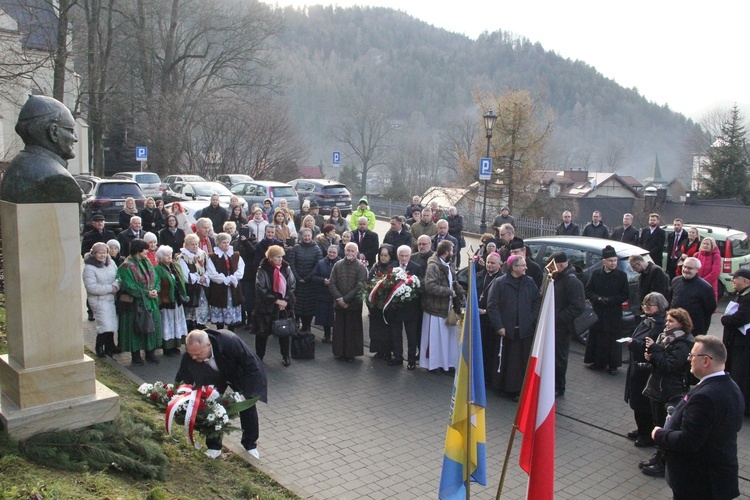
left=669, top=257, right=716, bottom=336
left=652, top=335, right=744, bottom=500
left=721, top=268, right=750, bottom=417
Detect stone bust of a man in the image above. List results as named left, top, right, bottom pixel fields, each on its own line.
left=0, top=95, right=82, bottom=204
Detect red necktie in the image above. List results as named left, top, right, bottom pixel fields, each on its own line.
left=359, top=232, right=364, bottom=246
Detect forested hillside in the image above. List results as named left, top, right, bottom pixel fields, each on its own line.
left=272, top=5, right=701, bottom=183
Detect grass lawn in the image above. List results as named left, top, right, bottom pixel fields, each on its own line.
left=0, top=295, right=299, bottom=499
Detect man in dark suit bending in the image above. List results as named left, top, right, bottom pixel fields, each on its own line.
left=652, top=335, right=744, bottom=500
left=176, top=329, right=267, bottom=459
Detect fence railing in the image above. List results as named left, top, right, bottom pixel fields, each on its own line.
left=366, top=199, right=558, bottom=238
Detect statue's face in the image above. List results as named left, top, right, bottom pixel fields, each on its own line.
left=51, top=109, right=78, bottom=160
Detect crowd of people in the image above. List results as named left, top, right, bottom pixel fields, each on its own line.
left=81, top=198, right=747, bottom=496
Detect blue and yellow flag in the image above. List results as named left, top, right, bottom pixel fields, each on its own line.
left=438, top=261, right=487, bottom=499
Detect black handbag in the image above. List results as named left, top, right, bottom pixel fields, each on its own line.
left=134, top=294, right=155, bottom=336
left=573, top=300, right=598, bottom=335
left=185, top=287, right=201, bottom=308
left=272, top=311, right=296, bottom=338
left=291, top=332, right=316, bottom=359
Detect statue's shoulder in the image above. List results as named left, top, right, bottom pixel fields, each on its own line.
left=1, top=151, right=81, bottom=204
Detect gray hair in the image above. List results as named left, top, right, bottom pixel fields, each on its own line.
left=298, top=227, right=312, bottom=237
left=196, top=217, right=213, bottom=230
left=643, top=292, right=668, bottom=312
left=500, top=223, right=514, bottom=235
left=143, top=231, right=157, bottom=243
left=156, top=245, right=173, bottom=262
left=397, top=245, right=411, bottom=256
left=130, top=216, right=142, bottom=224
left=185, top=329, right=209, bottom=346
left=215, top=232, right=232, bottom=245
left=684, top=256, right=701, bottom=269
left=222, top=221, right=236, bottom=232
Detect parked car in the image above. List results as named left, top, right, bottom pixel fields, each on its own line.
left=161, top=181, right=247, bottom=210
left=161, top=174, right=207, bottom=191
left=111, top=171, right=163, bottom=199
left=216, top=174, right=254, bottom=187
left=74, top=174, right=101, bottom=197
left=229, top=181, right=300, bottom=213
left=458, top=236, right=653, bottom=344
left=288, top=178, right=352, bottom=216
left=81, top=179, right=146, bottom=231
left=661, top=223, right=750, bottom=298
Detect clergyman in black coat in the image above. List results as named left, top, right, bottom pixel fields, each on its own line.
left=176, top=329, right=267, bottom=456
left=653, top=335, right=744, bottom=500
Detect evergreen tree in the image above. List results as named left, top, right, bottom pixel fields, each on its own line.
left=699, top=105, right=750, bottom=203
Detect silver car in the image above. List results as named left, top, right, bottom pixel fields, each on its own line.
left=112, top=171, right=163, bottom=199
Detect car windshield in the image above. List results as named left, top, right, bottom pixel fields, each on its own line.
left=272, top=186, right=297, bottom=197
left=726, top=234, right=750, bottom=258
left=322, top=185, right=348, bottom=194
left=192, top=183, right=232, bottom=196
left=135, top=173, right=160, bottom=184
left=98, top=183, right=143, bottom=198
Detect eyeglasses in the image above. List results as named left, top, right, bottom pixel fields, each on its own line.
left=687, top=353, right=713, bottom=360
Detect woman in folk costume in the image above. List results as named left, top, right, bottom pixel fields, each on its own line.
left=154, top=245, right=189, bottom=356
left=206, top=232, right=245, bottom=330
left=177, top=233, right=211, bottom=330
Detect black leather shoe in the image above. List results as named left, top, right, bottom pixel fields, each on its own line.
left=608, top=369, right=618, bottom=375
left=282, top=357, right=291, bottom=367
left=407, top=363, right=416, bottom=371
left=145, top=350, right=159, bottom=364
left=373, top=353, right=385, bottom=359
left=638, top=453, right=658, bottom=469
left=87, top=311, right=95, bottom=322
left=322, top=337, right=331, bottom=344
left=641, top=463, right=665, bottom=477
left=131, top=352, right=144, bottom=366
left=634, top=437, right=654, bottom=448
left=388, top=358, right=403, bottom=366
left=627, top=430, right=638, bottom=440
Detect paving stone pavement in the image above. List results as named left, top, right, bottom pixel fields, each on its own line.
left=84, top=304, right=750, bottom=499
left=80, top=220, right=750, bottom=498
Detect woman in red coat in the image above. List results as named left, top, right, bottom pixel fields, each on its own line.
left=675, top=226, right=701, bottom=276
left=696, top=236, right=721, bottom=301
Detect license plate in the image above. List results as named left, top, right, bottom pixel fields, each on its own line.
left=337, top=202, right=347, bottom=206
left=115, top=201, right=124, bottom=206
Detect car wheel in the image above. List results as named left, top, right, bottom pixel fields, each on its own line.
left=574, top=329, right=588, bottom=346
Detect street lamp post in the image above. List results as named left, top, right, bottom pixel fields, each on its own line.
left=479, top=109, right=497, bottom=235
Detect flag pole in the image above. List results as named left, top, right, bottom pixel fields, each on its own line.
left=464, top=259, right=474, bottom=499
left=495, top=262, right=556, bottom=500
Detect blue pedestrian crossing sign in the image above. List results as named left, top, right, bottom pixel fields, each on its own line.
left=136, top=146, right=148, bottom=161
left=333, top=151, right=341, bottom=166
left=479, top=157, right=492, bottom=180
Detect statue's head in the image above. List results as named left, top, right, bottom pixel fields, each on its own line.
left=15, top=95, right=77, bottom=160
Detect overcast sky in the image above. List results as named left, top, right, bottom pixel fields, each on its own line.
left=265, top=0, right=749, bottom=121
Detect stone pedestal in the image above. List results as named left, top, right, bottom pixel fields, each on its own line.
left=0, top=201, right=119, bottom=439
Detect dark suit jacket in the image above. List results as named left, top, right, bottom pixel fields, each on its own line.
left=81, top=228, right=116, bottom=257
left=654, top=374, right=744, bottom=500
left=383, top=229, right=413, bottom=252
left=666, top=229, right=689, bottom=276
left=610, top=225, right=639, bottom=245
left=431, top=233, right=458, bottom=252
left=638, top=226, right=666, bottom=267
left=555, top=222, right=580, bottom=236
left=355, top=229, right=379, bottom=267
left=175, top=329, right=267, bottom=403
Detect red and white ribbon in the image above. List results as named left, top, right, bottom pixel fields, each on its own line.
left=166, top=384, right=217, bottom=449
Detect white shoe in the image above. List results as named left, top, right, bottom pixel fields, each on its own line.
left=246, top=447, right=260, bottom=459
left=204, top=449, right=222, bottom=459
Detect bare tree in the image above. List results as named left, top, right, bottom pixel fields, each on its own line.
left=331, top=92, right=396, bottom=195
left=475, top=88, right=553, bottom=213
left=114, top=0, right=282, bottom=174
left=438, top=116, right=478, bottom=183
left=599, top=140, right=626, bottom=173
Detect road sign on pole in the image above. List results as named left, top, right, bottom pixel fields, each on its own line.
left=333, top=151, right=341, bottom=166
left=479, top=158, right=492, bottom=180
left=136, top=146, right=148, bottom=162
